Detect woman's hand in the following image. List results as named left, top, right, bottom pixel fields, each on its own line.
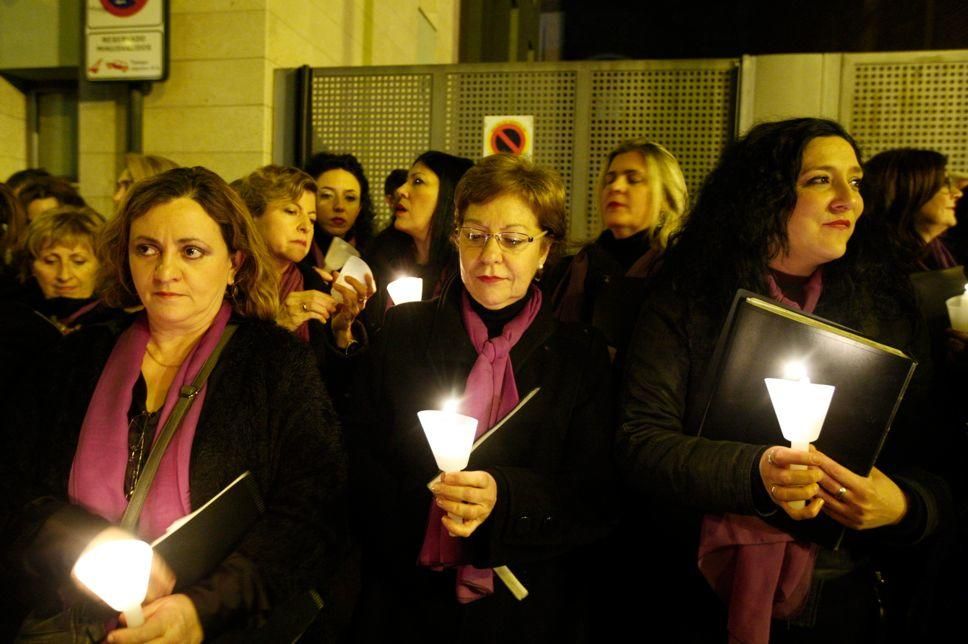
left=277, top=289, right=338, bottom=331
left=758, top=447, right=825, bottom=520
left=107, top=594, right=202, bottom=644
left=812, top=449, right=908, bottom=530
left=431, top=471, right=498, bottom=538
left=73, top=527, right=175, bottom=603
left=945, top=328, right=968, bottom=360
left=330, top=273, right=375, bottom=348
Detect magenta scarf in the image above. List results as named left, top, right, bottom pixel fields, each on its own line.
left=698, top=271, right=822, bottom=643
left=418, top=286, right=543, bottom=603
left=68, top=302, right=233, bottom=541
left=279, top=263, right=310, bottom=342
left=61, top=299, right=101, bottom=330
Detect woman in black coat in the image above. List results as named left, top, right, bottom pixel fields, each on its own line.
left=549, top=139, right=687, bottom=359
left=350, top=154, right=616, bottom=642
left=617, top=119, right=951, bottom=643
left=2, top=168, right=348, bottom=641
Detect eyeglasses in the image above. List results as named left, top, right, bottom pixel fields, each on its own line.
left=455, top=226, right=547, bottom=253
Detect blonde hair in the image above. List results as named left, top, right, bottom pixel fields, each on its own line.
left=98, top=167, right=279, bottom=319
left=19, top=206, right=104, bottom=283
left=600, top=140, right=688, bottom=249
left=124, top=154, right=179, bottom=183
left=231, top=165, right=317, bottom=218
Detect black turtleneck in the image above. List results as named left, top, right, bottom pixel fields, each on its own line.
left=468, top=289, right=531, bottom=338
left=597, top=229, right=651, bottom=274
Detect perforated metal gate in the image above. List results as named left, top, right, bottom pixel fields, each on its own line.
left=308, top=60, right=739, bottom=241
left=841, top=51, right=968, bottom=172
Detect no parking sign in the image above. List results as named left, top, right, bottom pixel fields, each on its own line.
left=482, top=116, right=534, bottom=157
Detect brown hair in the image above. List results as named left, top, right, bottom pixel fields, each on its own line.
left=231, top=165, right=317, bottom=218
left=454, top=154, right=566, bottom=259
left=600, top=139, right=688, bottom=249
left=0, top=182, right=27, bottom=265
left=98, top=166, right=279, bottom=319
left=19, top=206, right=104, bottom=282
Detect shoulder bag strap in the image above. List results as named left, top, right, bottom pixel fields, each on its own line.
left=120, top=324, right=238, bottom=531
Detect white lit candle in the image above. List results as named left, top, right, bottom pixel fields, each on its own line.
left=418, top=399, right=478, bottom=473
left=765, top=361, right=836, bottom=509
left=387, top=276, right=423, bottom=306
left=946, top=284, right=968, bottom=332
left=72, top=538, right=153, bottom=627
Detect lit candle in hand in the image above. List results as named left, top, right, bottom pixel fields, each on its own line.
left=418, top=398, right=478, bottom=525
left=387, top=276, right=423, bottom=306
left=765, top=361, right=836, bottom=509
left=72, top=538, right=153, bottom=627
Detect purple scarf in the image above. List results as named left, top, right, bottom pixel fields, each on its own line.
left=698, top=271, right=822, bottom=643
left=418, top=286, right=543, bottom=603
left=279, top=263, right=309, bottom=342
left=69, top=302, right=233, bottom=541
left=919, top=237, right=958, bottom=271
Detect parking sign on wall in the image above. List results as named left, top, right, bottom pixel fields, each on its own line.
left=86, top=0, right=167, bottom=82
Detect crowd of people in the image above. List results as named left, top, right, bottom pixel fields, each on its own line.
left=1, top=117, right=966, bottom=642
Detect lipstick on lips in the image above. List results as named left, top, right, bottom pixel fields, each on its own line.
left=823, top=219, right=852, bottom=230
left=477, top=275, right=503, bottom=284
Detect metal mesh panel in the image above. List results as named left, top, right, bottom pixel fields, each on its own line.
left=586, top=68, right=736, bottom=237
left=310, top=73, right=433, bottom=228
left=847, top=59, right=968, bottom=172
left=443, top=71, right=577, bottom=223
left=309, top=61, right=738, bottom=238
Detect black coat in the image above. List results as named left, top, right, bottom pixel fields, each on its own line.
left=1, top=316, right=350, bottom=638
left=348, top=282, right=617, bottom=643
left=616, top=278, right=953, bottom=642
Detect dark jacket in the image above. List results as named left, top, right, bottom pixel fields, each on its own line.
left=616, top=278, right=952, bottom=642
left=348, top=282, right=617, bottom=643
left=1, top=316, right=350, bottom=638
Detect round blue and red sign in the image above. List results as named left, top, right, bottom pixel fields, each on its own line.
left=100, top=0, right=149, bottom=17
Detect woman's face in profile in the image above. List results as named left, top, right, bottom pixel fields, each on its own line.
left=778, top=136, right=864, bottom=275
left=915, top=172, right=962, bottom=242
left=128, top=197, right=237, bottom=332
left=32, top=240, right=98, bottom=299
left=393, top=162, right=439, bottom=241
left=600, top=151, right=659, bottom=239
left=317, top=169, right=362, bottom=239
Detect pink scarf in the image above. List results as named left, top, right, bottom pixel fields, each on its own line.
left=279, top=263, right=309, bottom=342
left=68, top=302, right=233, bottom=541
left=418, top=286, right=543, bottom=603
left=698, top=271, right=822, bottom=643
left=60, top=299, right=101, bottom=330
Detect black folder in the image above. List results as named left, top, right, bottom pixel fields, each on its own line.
left=697, top=290, right=917, bottom=547
left=151, top=471, right=264, bottom=589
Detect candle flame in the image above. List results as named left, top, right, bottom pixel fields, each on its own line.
left=441, top=398, right=459, bottom=414
left=783, top=361, right=810, bottom=383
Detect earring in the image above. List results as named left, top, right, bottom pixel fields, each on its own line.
left=226, top=283, right=239, bottom=302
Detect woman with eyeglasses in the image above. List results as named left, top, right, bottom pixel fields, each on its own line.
left=350, top=154, right=616, bottom=641
left=363, top=151, right=473, bottom=332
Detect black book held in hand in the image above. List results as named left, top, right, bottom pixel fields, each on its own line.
left=697, top=290, right=917, bottom=548
left=151, top=471, right=264, bottom=589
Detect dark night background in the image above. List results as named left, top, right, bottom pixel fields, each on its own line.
left=561, top=0, right=968, bottom=59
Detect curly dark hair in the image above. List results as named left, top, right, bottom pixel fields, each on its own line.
left=658, top=118, right=905, bottom=322
left=861, top=148, right=948, bottom=270
left=304, top=152, right=375, bottom=251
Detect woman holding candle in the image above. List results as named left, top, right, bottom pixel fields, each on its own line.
left=350, top=154, right=615, bottom=641
left=304, top=152, right=375, bottom=256
left=363, top=150, right=474, bottom=331
left=549, top=139, right=688, bottom=358
left=233, top=165, right=369, bottom=352
left=2, top=167, right=348, bottom=641
left=617, top=119, right=950, bottom=642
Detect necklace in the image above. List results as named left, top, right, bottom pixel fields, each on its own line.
left=145, top=343, right=183, bottom=368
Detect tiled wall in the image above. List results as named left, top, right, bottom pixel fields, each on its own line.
left=131, top=0, right=458, bottom=186
left=0, top=76, right=26, bottom=181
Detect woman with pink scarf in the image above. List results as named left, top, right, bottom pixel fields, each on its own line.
left=3, top=168, right=347, bottom=641
left=349, top=154, right=616, bottom=641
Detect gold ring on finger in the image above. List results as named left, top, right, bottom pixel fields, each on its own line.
left=301, top=302, right=309, bottom=312
left=836, top=486, right=847, bottom=500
